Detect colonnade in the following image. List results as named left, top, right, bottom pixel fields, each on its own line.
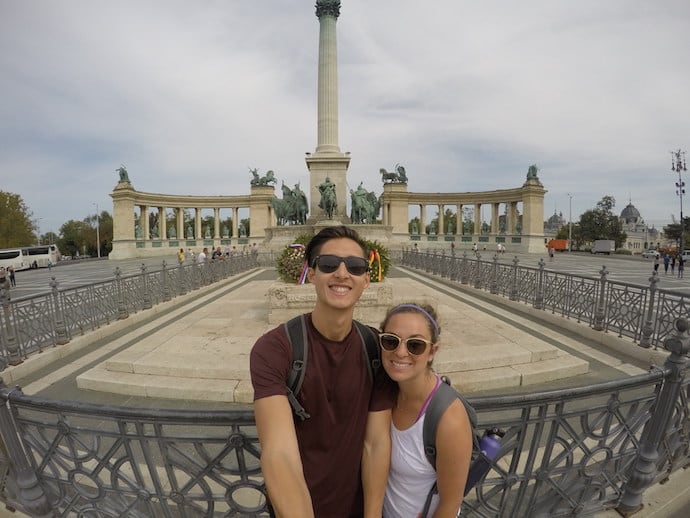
left=110, top=174, right=546, bottom=259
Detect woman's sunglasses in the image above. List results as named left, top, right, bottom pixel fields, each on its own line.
left=312, top=255, right=369, bottom=276
left=379, top=333, right=433, bottom=356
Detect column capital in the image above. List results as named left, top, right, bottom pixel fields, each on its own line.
left=316, top=0, right=340, bottom=19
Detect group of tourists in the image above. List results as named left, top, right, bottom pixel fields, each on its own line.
left=177, top=244, right=256, bottom=266
left=657, top=252, right=685, bottom=278
left=250, top=225, right=473, bottom=518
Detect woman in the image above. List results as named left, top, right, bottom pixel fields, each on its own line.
left=380, top=303, right=472, bottom=518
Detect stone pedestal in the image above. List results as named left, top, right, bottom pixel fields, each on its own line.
left=268, top=280, right=393, bottom=326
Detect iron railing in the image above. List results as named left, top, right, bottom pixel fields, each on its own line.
left=0, top=320, right=688, bottom=517
left=1, top=251, right=689, bottom=516
left=0, top=254, right=258, bottom=371
left=400, top=249, right=684, bottom=351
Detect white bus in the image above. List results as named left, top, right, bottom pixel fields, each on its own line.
left=22, top=244, right=62, bottom=268
left=0, top=248, right=30, bottom=271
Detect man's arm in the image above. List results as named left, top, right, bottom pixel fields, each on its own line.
left=255, top=395, right=314, bottom=518
left=361, top=408, right=392, bottom=518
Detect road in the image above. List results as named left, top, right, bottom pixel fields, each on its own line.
left=6, top=250, right=690, bottom=300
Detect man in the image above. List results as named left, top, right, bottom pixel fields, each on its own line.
left=251, top=226, right=396, bottom=518
left=197, top=247, right=207, bottom=264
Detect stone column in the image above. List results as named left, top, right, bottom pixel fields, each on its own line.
left=474, top=203, right=481, bottom=236
left=141, top=206, right=149, bottom=241
left=306, top=0, right=350, bottom=221
left=419, top=205, right=426, bottom=235
left=233, top=207, right=239, bottom=240
left=159, top=207, right=166, bottom=240
left=457, top=205, right=462, bottom=235
left=213, top=208, right=220, bottom=239
left=491, top=203, right=500, bottom=234
left=195, top=208, right=202, bottom=240
left=437, top=205, right=444, bottom=235
left=176, top=207, right=184, bottom=240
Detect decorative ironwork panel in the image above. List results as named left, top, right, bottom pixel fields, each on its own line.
left=541, top=271, right=571, bottom=315
left=605, top=283, right=647, bottom=341
left=565, top=277, right=598, bottom=325
left=653, top=292, right=690, bottom=350
left=9, top=296, right=57, bottom=357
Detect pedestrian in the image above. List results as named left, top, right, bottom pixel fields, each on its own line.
left=549, top=247, right=555, bottom=262
left=47, top=259, right=52, bottom=271
left=379, top=302, right=472, bottom=517
left=653, top=255, right=660, bottom=273
left=197, top=247, right=208, bottom=264
left=679, top=257, right=685, bottom=279
left=8, top=266, right=16, bottom=287
left=671, top=255, right=676, bottom=274
left=250, top=226, right=396, bottom=517
left=663, top=253, right=670, bottom=275
left=177, top=248, right=185, bottom=265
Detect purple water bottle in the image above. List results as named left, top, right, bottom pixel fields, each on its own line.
left=464, top=428, right=504, bottom=496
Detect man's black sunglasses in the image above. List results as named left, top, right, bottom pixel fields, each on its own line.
left=312, top=255, right=369, bottom=276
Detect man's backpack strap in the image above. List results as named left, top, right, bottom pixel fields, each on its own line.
left=353, top=320, right=381, bottom=381
left=284, top=315, right=310, bottom=420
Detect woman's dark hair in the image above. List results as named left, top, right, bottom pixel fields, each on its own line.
left=380, top=302, right=441, bottom=344
left=305, top=226, right=368, bottom=266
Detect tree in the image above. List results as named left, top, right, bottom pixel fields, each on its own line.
left=578, top=196, right=627, bottom=248
left=663, top=218, right=690, bottom=250
left=0, top=191, right=36, bottom=247
left=58, top=220, right=93, bottom=257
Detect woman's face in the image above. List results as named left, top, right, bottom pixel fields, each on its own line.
left=381, top=311, right=436, bottom=383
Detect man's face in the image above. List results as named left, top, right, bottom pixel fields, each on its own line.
left=307, top=237, right=370, bottom=312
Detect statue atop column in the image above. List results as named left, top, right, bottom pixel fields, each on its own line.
left=315, top=0, right=341, bottom=18
left=350, top=183, right=380, bottom=224
left=250, top=168, right=277, bottom=187
left=379, top=164, right=408, bottom=184
left=116, top=165, right=130, bottom=183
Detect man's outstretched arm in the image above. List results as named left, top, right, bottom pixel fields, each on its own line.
left=255, top=395, right=314, bottom=518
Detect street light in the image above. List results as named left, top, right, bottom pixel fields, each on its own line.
left=672, top=149, right=687, bottom=254
left=567, top=193, right=573, bottom=252
left=36, top=217, right=43, bottom=245
left=93, top=203, right=101, bottom=259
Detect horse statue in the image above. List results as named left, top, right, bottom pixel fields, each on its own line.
left=249, top=168, right=260, bottom=185
left=526, top=164, right=539, bottom=179
left=379, top=164, right=408, bottom=184
left=116, top=165, right=130, bottom=183
left=272, top=181, right=308, bottom=225
left=250, top=168, right=278, bottom=186
left=318, top=177, right=338, bottom=219
left=292, top=182, right=308, bottom=224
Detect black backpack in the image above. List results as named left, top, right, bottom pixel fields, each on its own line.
left=283, top=314, right=380, bottom=420
left=420, top=377, right=504, bottom=517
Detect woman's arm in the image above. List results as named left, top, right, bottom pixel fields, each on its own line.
left=432, top=400, right=473, bottom=518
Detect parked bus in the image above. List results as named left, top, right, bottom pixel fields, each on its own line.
left=0, top=248, right=30, bottom=271
left=22, top=244, right=61, bottom=268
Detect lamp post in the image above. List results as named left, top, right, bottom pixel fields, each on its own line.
left=672, top=150, right=687, bottom=254
left=36, top=217, right=43, bottom=245
left=567, top=193, right=573, bottom=252
left=93, top=203, right=101, bottom=259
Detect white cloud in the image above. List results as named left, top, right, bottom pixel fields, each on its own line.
left=1, top=0, right=689, bottom=234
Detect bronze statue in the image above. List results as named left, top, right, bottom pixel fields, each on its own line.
left=272, top=181, right=308, bottom=226
left=250, top=168, right=278, bottom=187
left=116, top=165, right=130, bottom=183
left=379, top=163, right=408, bottom=184
left=526, top=164, right=539, bottom=179
left=318, top=177, right=337, bottom=219
left=350, top=183, right=379, bottom=224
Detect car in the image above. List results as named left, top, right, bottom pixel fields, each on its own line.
left=681, top=250, right=690, bottom=261
left=641, top=249, right=659, bottom=259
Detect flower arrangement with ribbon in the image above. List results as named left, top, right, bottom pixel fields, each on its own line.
left=368, top=248, right=383, bottom=282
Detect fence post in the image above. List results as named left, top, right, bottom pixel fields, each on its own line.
left=460, top=251, right=469, bottom=285
left=161, top=260, right=171, bottom=302
left=490, top=254, right=499, bottom=294
left=473, top=252, right=482, bottom=289
left=617, top=317, right=690, bottom=516
left=141, top=263, right=153, bottom=310
left=0, top=283, right=21, bottom=366
left=49, top=277, right=69, bottom=345
left=593, top=265, right=609, bottom=331
left=115, top=267, right=129, bottom=320
left=534, top=258, right=545, bottom=309
left=0, top=383, right=53, bottom=517
left=639, top=272, right=659, bottom=348
left=509, top=256, right=520, bottom=301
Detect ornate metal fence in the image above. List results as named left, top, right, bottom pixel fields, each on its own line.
left=400, top=249, right=682, bottom=351
left=1, top=320, right=688, bottom=517
left=0, top=254, right=258, bottom=371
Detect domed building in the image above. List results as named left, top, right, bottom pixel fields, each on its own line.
left=543, top=210, right=566, bottom=238
left=619, top=201, right=659, bottom=253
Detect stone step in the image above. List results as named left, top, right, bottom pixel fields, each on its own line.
left=444, top=353, right=590, bottom=393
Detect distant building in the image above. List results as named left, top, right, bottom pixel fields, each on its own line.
left=543, top=210, right=566, bottom=239
left=619, top=202, right=660, bottom=253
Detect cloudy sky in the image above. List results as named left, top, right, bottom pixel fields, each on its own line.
left=2, top=0, right=689, bottom=236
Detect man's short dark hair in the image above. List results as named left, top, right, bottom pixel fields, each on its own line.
left=305, top=226, right=368, bottom=266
